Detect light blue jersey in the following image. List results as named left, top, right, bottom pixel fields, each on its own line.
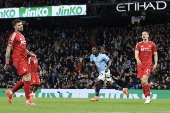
left=90, top=53, right=110, bottom=74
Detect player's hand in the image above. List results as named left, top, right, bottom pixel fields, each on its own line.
left=152, top=64, right=157, bottom=72
left=136, top=59, right=141, bottom=65
left=32, top=53, right=36, bottom=57
left=4, top=64, right=10, bottom=71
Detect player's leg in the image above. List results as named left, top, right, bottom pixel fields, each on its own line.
left=30, top=84, right=39, bottom=98
left=106, top=81, right=112, bottom=88
left=90, top=80, right=103, bottom=101
left=142, top=66, right=152, bottom=104
left=33, top=74, right=40, bottom=93
left=20, top=60, right=36, bottom=105
left=105, top=71, right=113, bottom=89
left=30, top=85, right=35, bottom=99
left=33, top=84, right=39, bottom=93
left=30, top=74, right=40, bottom=99
left=141, top=78, right=147, bottom=98
left=22, top=73, right=36, bottom=105
left=4, top=61, right=24, bottom=103
left=30, top=84, right=34, bottom=92
left=137, top=65, right=147, bottom=98
left=141, top=75, right=151, bottom=103
left=4, top=80, right=24, bottom=103
left=90, top=79, right=103, bottom=101
left=30, top=73, right=35, bottom=98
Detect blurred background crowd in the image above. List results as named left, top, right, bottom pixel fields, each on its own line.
left=0, top=0, right=170, bottom=90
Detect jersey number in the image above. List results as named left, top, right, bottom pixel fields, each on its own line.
left=146, top=69, right=150, bottom=72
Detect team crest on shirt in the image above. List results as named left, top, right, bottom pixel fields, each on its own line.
left=96, top=58, right=99, bottom=61
left=9, top=41, right=12, bottom=45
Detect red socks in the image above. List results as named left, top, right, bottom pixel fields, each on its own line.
left=11, top=80, right=31, bottom=100
left=24, top=81, right=31, bottom=100
left=142, top=84, right=150, bottom=97
left=142, top=86, right=147, bottom=98
left=11, top=81, right=24, bottom=93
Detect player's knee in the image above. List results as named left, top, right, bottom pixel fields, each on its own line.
left=107, top=82, right=112, bottom=88
left=142, top=80, right=148, bottom=85
left=23, top=73, right=31, bottom=81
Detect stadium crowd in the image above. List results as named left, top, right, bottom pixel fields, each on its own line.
left=0, top=16, right=170, bottom=90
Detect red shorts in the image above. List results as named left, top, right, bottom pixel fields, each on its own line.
left=31, top=72, right=40, bottom=85
left=137, top=64, right=152, bottom=78
left=13, top=58, right=30, bottom=76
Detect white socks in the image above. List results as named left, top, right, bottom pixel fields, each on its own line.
left=26, top=100, right=30, bottom=103
left=146, top=96, right=150, bottom=99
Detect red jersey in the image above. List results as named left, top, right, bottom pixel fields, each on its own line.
left=28, top=57, right=39, bottom=73
left=135, top=41, right=157, bottom=65
left=7, top=32, right=27, bottom=61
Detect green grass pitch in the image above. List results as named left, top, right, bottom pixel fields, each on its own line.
left=0, top=97, right=169, bottom=113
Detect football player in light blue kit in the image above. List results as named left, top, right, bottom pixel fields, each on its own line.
left=90, top=46, right=112, bottom=101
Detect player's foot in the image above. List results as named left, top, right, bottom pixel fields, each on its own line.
left=4, top=90, right=13, bottom=103
left=123, top=88, right=129, bottom=97
left=145, top=98, right=151, bottom=104
left=26, top=101, right=36, bottom=105
left=90, top=96, right=99, bottom=101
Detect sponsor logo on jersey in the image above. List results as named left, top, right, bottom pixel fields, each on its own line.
left=141, top=48, right=151, bottom=51
left=9, top=41, right=12, bottom=45
left=20, top=41, right=26, bottom=45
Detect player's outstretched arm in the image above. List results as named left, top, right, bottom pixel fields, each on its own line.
left=4, top=46, right=12, bottom=70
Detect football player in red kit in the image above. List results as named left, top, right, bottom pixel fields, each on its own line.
left=135, top=31, right=158, bottom=104
left=4, top=19, right=36, bottom=105
left=28, top=51, right=40, bottom=99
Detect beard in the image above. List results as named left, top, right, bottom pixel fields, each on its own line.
left=18, top=28, right=23, bottom=32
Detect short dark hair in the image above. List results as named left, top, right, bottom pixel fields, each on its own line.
left=12, top=19, right=22, bottom=26
left=142, top=31, right=149, bottom=35
left=92, top=46, right=105, bottom=53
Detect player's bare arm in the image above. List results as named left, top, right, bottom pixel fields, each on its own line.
left=105, top=59, right=112, bottom=72
left=4, top=46, right=12, bottom=70
left=152, top=52, right=158, bottom=71
left=135, top=50, right=141, bottom=65
left=26, top=49, right=36, bottom=57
